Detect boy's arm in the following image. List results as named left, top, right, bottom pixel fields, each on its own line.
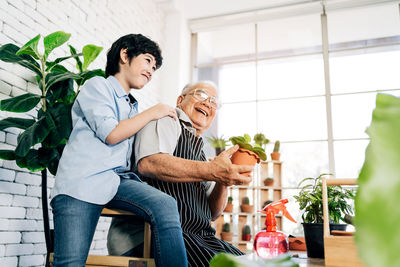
left=106, top=103, right=177, bottom=145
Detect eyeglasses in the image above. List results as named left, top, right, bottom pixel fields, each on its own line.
left=184, top=89, right=220, bottom=109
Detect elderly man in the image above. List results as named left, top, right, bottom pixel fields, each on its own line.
left=108, top=81, right=252, bottom=266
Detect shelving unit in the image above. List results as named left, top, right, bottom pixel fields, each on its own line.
left=213, top=160, right=282, bottom=253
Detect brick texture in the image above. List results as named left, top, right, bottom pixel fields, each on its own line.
left=0, top=0, right=165, bottom=263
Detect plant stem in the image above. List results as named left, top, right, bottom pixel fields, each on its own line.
left=40, top=57, right=47, bottom=112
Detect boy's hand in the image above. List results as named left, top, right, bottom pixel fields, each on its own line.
left=149, top=103, right=177, bottom=120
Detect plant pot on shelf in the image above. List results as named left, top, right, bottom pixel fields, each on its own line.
left=263, top=177, right=274, bottom=186
left=224, top=202, right=233, bottom=213
left=302, top=223, right=347, bottom=258
left=240, top=204, right=254, bottom=213
left=221, top=223, right=233, bottom=242
left=231, top=148, right=260, bottom=177
left=270, top=152, right=280, bottom=161
left=242, top=225, right=251, bottom=241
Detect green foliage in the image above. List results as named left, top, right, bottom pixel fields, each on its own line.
left=227, top=196, right=233, bottom=203
left=293, top=173, right=355, bottom=223
left=273, top=140, right=280, bottom=153
left=206, top=135, right=230, bottom=149
left=210, top=252, right=299, bottom=267
left=230, top=134, right=267, bottom=161
left=242, top=196, right=250, bottom=205
left=355, top=94, right=400, bottom=267
left=253, top=133, right=269, bottom=149
left=0, top=31, right=105, bottom=175
left=242, top=225, right=251, bottom=234
left=222, top=223, right=230, bottom=232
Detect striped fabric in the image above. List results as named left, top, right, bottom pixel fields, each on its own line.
left=143, top=124, right=244, bottom=266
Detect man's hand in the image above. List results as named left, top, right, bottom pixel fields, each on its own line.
left=208, top=145, right=253, bottom=186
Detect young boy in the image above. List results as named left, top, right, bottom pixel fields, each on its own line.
left=51, top=34, right=187, bottom=267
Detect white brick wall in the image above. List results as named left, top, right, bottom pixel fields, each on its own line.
left=0, top=0, right=166, bottom=265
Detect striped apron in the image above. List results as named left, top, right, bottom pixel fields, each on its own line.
left=143, top=124, right=244, bottom=266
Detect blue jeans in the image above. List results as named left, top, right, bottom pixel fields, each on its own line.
left=51, top=177, right=187, bottom=267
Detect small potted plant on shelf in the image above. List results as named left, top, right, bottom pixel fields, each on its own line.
left=224, top=196, right=233, bottom=212
left=242, top=225, right=251, bottom=241
left=206, top=135, right=230, bottom=156
left=253, top=133, right=269, bottom=151
left=230, top=134, right=266, bottom=177
left=240, top=196, right=254, bottom=213
left=294, top=173, right=355, bottom=258
left=221, top=223, right=233, bottom=242
left=263, top=177, right=274, bottom=187
left=270, top=140, right=281, bottom=161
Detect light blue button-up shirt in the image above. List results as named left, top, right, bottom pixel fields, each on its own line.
left=52, top=76, right=138, bottom=205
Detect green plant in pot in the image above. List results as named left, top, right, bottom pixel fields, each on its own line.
left=206, top=135, right=230, bottom=156
left=294, top=173, right=355, bottom=258
left=221, top=222, right=233, bottom=242
left=230, top=134, right=266, bottom=177
left=242, top=225, right=251, bottom=241
left=253, top=133, right=269, bottom=151
left=0, top=31, right=104, bottom=264
left=224, top=196, right=233, bottom=213
left=263, top=177, right=274, bottom=187
left=271, top=140, right=281, bottom=161
left=240, top=196, right=254, bottom=213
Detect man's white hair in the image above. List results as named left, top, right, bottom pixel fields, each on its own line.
left=180, top=81, right=218, bottom=95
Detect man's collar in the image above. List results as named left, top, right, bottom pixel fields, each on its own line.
left=176, top=108, right=197, bottom=135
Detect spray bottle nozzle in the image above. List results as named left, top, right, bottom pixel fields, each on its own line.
left=258, top=199, right=296, bottom=231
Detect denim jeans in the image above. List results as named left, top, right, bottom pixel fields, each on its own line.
left=51, top=177, right=187, bottom=267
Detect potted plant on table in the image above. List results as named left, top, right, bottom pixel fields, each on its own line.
left=240, top=196, right=254, bottom=213
left=230, top=134, right=266, bottom=177
left=224, top=196, right=233, bottom=212
left=0, top=31, right=104, bottom=266
left=206, top=135, right=230, bottom=156
left=270, top=140, right=281, bottom=161
left=242, top=225, right=251, bottom=241
left=221, top=223, right=233, bottom=242
left=294, top=173, right=355, bottom=258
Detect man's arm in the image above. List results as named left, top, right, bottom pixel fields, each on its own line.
left=138, top=145, right=253, bottom=186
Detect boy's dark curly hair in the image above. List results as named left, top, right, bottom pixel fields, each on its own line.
left=105, top=34, right=163, bottom=77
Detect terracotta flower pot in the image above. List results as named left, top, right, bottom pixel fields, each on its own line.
left=240, top=204, right=254, bottom=213
left=242, top=233, right=251, bottom=241
left=221, top=232, right=233, bottom=242
left=263, top=178, right=274, bottom=186
left=231, top=148, right=260, bottom=177
left=224, top=202, right=233, bottom=212
left=270, top=152, right=280, bottom=161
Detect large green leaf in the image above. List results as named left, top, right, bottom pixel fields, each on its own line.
left=68, top=44, right=83, bottom=72
left=45, top=72, right=80, bottom=89
left=355, top=93, right=400, bottom=267
left=82, top=44, right=103, bottom=70
left=0, top=93, right=41, bottom=113
left=38, top=147, right=60, bottom=175
left=43, top=102, right=73, bottom=147
left=75, top=69, right=105, bottom=86
left=16, top=34, right=41, bottom=59
left=16, top=149, right=44, bottom=172
left=0, top=150, right=16, bottom=160
left=0, top=117, right=36, bottom=131
left=43, top=31, right=71, bottom=59
left=46, top=53, right=83, bottom=72
left=15, top=114, right=56, bottom=157
left=0, top=44, right=41, bottom=76
left=46, top=78, right=75, bottom=104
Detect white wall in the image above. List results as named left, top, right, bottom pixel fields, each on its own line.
left=0, top=0, right=190, bottom=266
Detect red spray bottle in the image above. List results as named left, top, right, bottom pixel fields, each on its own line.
left=253, top=199, right=296, bottom=259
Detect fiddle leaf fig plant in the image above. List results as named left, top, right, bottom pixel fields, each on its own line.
left=230, top=134, right=267, bottom=161
left=294, top=173, right=355, bottom=223
left=0, top=31, right=105, bottom=175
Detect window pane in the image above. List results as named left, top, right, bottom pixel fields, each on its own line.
left=334, top=140, right=369, bottom=178
left=331, top=93, right=376, bottom=139
left=219, top=62, right=256, bottom=102
left=279, top=141, right=329, bottom=187
left=330, top=46, right=400, bottom=94
left=217, top=102, right=257, bottom=138
left=257, top=97, right=327, bottom=141
left=257, top=13, right=322, bottom=56
left=327, top=3, right=400, bottom=45
left=197, top=23, right=255, bottom=65
left=257, top=55, right=325, bottom=99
